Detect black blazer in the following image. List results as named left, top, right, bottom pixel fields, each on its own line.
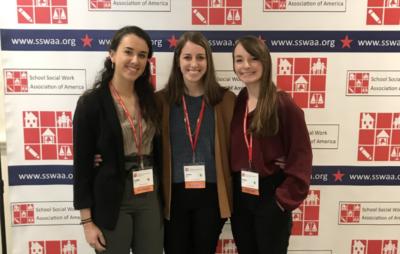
left=72, top=83, right=161, bottom=230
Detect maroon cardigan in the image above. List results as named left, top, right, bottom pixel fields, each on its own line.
left=230, top=88, right=312, bottom=211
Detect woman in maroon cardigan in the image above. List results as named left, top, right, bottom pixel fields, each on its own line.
left=230, top=36, right=313, bottom=254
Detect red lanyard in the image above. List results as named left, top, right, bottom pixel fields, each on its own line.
left=243, top=100, right=253, bottom=169
left=181, top=95, right=206, bottom=162
left=110, top=83, right=143, bottom=157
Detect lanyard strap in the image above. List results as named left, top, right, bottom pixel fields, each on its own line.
left=243, top=100, right=253, bottom=169
left=110, top=83, right=143, bottom=157
left=181, top=95, right=206, bottom=161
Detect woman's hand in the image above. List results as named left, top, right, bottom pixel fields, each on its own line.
left=83, top=222, right=107, bottom=252
left=93, top=154, right=103, bottom=167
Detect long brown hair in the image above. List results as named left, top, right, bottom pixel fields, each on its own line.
left=164, top=31, right=226, bottom=106
left=233, top=36, right=279, bottom=136
left=93, top=26, right=160, bottom=131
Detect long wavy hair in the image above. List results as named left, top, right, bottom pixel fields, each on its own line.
left=233, top=36, right=279, bottom=137
left=93, top=26, right=160, bottom=131
left=164, top=31, right=226, bottom=106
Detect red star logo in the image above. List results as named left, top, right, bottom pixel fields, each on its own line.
left=333, top=170, right=345, bottom=182
left=168, top=35, right=178, bottom=49
left=81, top=34, right=93, bottom=48
left=341, top=35, right=353, bottom=48
left=258, top=35, right=266, bottom=44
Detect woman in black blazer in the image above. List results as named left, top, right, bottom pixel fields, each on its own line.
left=73, top=26, right=163, bottom=253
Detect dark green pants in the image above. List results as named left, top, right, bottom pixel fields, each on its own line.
left=99, top=174, right=163, bottom=254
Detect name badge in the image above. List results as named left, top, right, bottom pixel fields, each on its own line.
left=183, top=164, right=206, bottom=189
left=132, top=168, right=154, bottom=195
left=241, top=170, right=259, bottom=196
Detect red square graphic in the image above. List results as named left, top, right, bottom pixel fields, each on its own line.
left=24, top=128, right=40, bottom=143
left=193, top=0, right=208, bottom=6
left=56, top=112, right=72, bottom=128
left=348, top=72, right=369, bottom=94
left=375, top=146, right=390, bottom=161
left=40, top=112, right=56, bottom=127
left=5, top=71, right=29, bottom=92
left=61, top=240, right=77, bottom=254
left=367, top=8, right=384, bottom=25
left=352, top=240, right=368, bottom=253
left=359, top=129, right=375, bottom=145
left=292, top=93, right=309, bottom=108
left=51, top=7, right=68, bottom=24
left=293, top=75, right=309, bottom=92
left=17, top=0, right=68, bottom=24
left=35, top=7, right=51, bottom=24
left=391, top=130, right=400, bottom=144
left=25, top=145, right=41, bottom=160
left=368, top=0, right=384, bottom=6
left=276, top=76, right=293, bottom=91
left=309, top=93, right=325, bottom=108
left=303, top=221, right=319, bottom=235
left=377, top=113, right=393, bottom=128
left=277, top=58, right=293, bottom=75
left=293, top=58, right=310, bottom=75
left=384, top=8, right=400, bottom=25
left=310, top=75, right=326, bottom=91
left=57, top=129, right=72, bottom=143
left=215, top=239, right=238, bottom=254
left=340, top=203, right=361, bottom=223
left=209, top=8, right=225, bottom=24
left=13, top=204, right=35, bottom=225
left=29, top=240, right=77, bottom=254
left=310, top=58, right=327, bottom=75
left=90, top=0, right=111, bottom=8
left=23, top=111, right=73, bottom=160
left=303, top=206, right=319, bottom=221
left=225, top=8, right=241, bottom=25
left=46, top=241, right=61, bottom=253
left=292, top=190, right=319, bottom=236
left=227, top=0, right=241, bottom=7
left=375, top=129, right=391, bottom=146
left=382, top=240, right=398, bottom=253
left=17, top=0, right=33, bottom=4
left=17, top=7, right=34, bottom=23
left=24, top=112, right=39, bottom=128
left=192, top=8, right=208, bottom=24
left=42, top=144, right=58, bottom=160
left=29, top=241, right=45, bottom=254
left=265, top=0, right=286, bottom=9
left=358, top=146, right=374, bottom=161
left=367, top=240, right=382, bottom=253
left=52, top=0, right=68, bottom=5
left=360, top=113, right=376, bottom=129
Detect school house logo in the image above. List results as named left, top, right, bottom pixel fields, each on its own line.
left=89, top=0, right=111, bottom=8
left=17, top=0, right=68, bottom=24
left=23, top=111, right=73, bottom=160
left=351, top=240, right=398, bottom=254
left=292, top=190, right=320, bottom=236
left=5, top=70, right=28, bottom=93
left=358, top=112, right=400, bottom=161
left=367, top=0, right=400, bottom=25
left=276, top=57, right=328, bottom=109
left=12, top=203, right=35, bottom=225
left=29, top=240, right=77, bottom=254
left=192, top=0, right=242, bottom=25
left=340, top=203, right=361, bottom=223
left=347, top=72, right=370, bottom=94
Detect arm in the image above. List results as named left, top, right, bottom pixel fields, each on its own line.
left=275, top=94, right=313, bottom=211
